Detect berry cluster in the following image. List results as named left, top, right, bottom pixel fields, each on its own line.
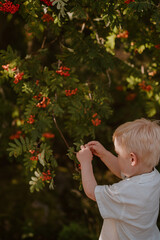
left=56, top=66, right=70, bottom=77
left=116, top=85, right=123, bottom=91
left=91, top=113, right=101, bottom=126
left=117, top=30, right=129, bottom=38
left=9, top=130, right=22, bottom=140
left=30, top=156, right=38, bottom=161
left=2, top=64, right=16, bottom=72
left=42, top=13, right=54, bottom=22
left=40, top=0, right=53, bottom=6
left=33, top=93, right=42, bottom=100
left=27, top=115, right=35, bottom=124
left=36, top=80, right=39, bottom=86
left=155, top=44, right=160, bottom=49
left=29, top=150, right=35, bottom=154
left=126, top=93, right=136, bottom=101
left=36, top=96, right=50, bottom=108
left=12, top=67, right=17, bottom=72
left=42, top=132, right=55, bottom=138
left=148, top=70, right=157, bottom=77
left=2, top=64, right=9, bottom=71
left=124, top=0, right=135, bottom=4
left=14, top=72, right=24, bottom=84
left=1, top=64, right=23, bottom=84
left=65, top=88, right=78, bottom=96
left=78, top=164, right=81, bottom=170
left=0, top=1, right=20, bottom=14
left=33, top=94, right=50, bottom=108
left=139, top=81, right=152, bottom=92
left=40, top=170, right=52, bottom=181
left=29, top=150, right=38, bottom=161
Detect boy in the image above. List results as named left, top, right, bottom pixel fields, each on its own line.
left=76, top=118, right=160, bottom=240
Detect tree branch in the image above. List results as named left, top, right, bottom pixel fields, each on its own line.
left=52, top=113, right=70, bottom=149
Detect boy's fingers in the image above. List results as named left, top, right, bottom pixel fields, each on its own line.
left=87, top=141, right=96, bottom=145
left=87, top=141, right=98, bottom=146
left=80, top=145, right=85, bottom=150
left=87, top=145, right=98, bottom=150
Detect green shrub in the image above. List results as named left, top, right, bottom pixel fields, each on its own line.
left=58, top=222, right=93, bottom=240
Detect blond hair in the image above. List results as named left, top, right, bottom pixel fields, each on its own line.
left=113, top=118, right=160, bottom=168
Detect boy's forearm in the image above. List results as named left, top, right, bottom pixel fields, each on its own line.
left=81, top=161, right=97, bottom=201
left=101, top=150, right=121, bottom=178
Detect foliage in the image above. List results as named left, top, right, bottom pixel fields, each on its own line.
left=58, top=222, right=94, bottom=240
left=0, top=0, right=160, bottom=193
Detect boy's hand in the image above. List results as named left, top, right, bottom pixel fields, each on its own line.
left=76, top=145, right=93, bottom=164
left=85, top=141, right=107, bottom=159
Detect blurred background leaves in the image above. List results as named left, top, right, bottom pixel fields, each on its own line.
left=0, top=0, right=160, bottom=239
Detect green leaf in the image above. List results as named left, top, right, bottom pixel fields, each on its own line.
left=34, top=170, right=40, bottom=178
left=20, top=136, right=27, bottom=152
left=31, top=176, right=38, bottom=181
left=14, top=138, right=22, bottom=147
left=145, top=101, right=156, bottom=117
left=29, top=169, right=45, bottom=193
left=38, top=149, right=45, bottom=166
left=49, top=179, right=54, bottom=190
left=8, top=142, right=17, bottom=148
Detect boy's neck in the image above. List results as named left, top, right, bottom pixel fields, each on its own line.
left=128, top=165, right=154, bottom=178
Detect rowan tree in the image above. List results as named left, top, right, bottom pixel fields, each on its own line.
left=0, top=0, right=160, bottom=192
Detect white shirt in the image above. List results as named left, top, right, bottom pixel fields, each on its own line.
left=95, top=168, right=160, bottom=240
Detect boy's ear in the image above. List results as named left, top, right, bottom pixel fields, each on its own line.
left=130, top=152, right=138, bottom=166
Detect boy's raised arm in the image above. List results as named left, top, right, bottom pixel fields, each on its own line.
left=86, top=141, right=122, bottom=179
left=76, top=146, right=97, bottom=201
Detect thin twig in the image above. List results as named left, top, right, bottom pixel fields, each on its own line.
left=41, top=36, right=47, bottom=49
left=80, top=22, right=86, bottom=33
left=90, top=20, right=101, bottom=45
left=53, top=113, right=70, bottom=149
left=106, top=69, right=111, bottom=86
left=141, top=65, right=144, bottom=74
left=0, top=87, right=5, bottom=99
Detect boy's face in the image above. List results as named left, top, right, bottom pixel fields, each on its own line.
left=114, top=138, right=133, bottom=177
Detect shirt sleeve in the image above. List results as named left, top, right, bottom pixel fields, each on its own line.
left=95, top=184, right=125, bottom=220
